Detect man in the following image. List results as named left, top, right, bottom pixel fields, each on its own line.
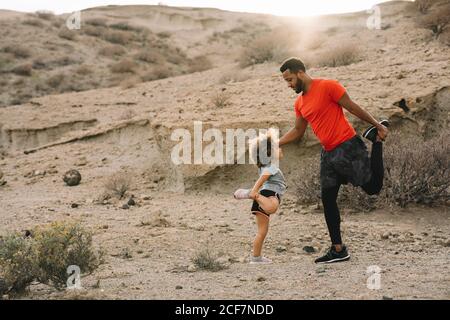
left=278, top=57, right=389, bottom=264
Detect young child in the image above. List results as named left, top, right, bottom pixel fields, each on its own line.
left=233, top=132, right=287, bottom=264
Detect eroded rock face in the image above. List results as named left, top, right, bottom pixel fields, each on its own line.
left=63, top=169, right=81, bottom=186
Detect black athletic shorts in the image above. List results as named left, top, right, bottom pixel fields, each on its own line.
left=251, top=189, right=281, bottom=217
left=320, top=135, right=372, bottom=189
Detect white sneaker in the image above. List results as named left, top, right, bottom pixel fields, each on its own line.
left=234, top=188, right=251, bottom=200
left=249, top=256, right=272, bottom=264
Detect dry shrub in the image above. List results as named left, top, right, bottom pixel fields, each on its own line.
left=85, top=18, right=107, bottom=27
left=46, top=73, right=65, bottom=88
left=141, top=65, right=174, bottom=81
left=157, top=31, right=171, bottom=38
left=75, top=65, right=93, bottom=75
left=109, top=22, right=142, bottom=32
left=0, top=222, right=103, bottom=295
left=295, top=131, right=450, bottom=211
left=35, top=10, right=54, bottom=20
left=239, top=33, right=292, bottom=67
left=192, top=247, right=227, bottom=272
left=314, top=43, right=361, bottom=68
left=381, top=132, right=449, bottom=208
left=415, top=0, right=435, bottom=13
left=83, top=25, right=105, bottom=37
left=419, top=4, right=450, bottom=38
left=135, top=50, right=163, bottom=63
left=104, top=172, right=132, bottom=199
left=104, top=30, right=132, bottom=45
left=99, top=45, right=126, bottom=57
left=211, top=91, right=231, bottom=108
left=188, top=55, right=213, bottom=73
left=120, top=77, right=140, bottom=90
left=11, top=63, right=32, bottom=76
left=3, top=45, right=31, bottom=59
left=58, top=28, right=77, bottom=41
left=22, top=18, right=44, bottom=27
left=218, top=69, right=250, bottom=84
left=110, top=59, right=137, bottom=73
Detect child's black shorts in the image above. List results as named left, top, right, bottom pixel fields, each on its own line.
left=251, top=189, right=281, bottom=217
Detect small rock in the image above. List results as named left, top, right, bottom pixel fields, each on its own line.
left=127, top=197, right=136, bottom=206
left=217, top=256, right=230, bottom=264
left=71, top=203, right=79, bottom=208
left=303, top=246, right=316, bottom=253
left=187, top=265, right=196, bottom=272
left=276, top=245, right=287, bottom=253
left=122, top=204, right=129, bottom=210
left=63, top=169, right=81, bottom=186
left=381, top=232, right=391, bottom=240
left=256, top=276, right=266, bottom=282
left=175, top=285, right=183, bottom=290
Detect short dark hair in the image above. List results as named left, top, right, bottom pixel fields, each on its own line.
left=280, top=57, right=306, bottom=73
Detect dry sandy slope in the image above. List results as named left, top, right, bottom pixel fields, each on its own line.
left=0, top=1, right=449, bottom=299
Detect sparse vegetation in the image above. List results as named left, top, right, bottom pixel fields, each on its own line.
left=0, top=234, right=38, bottom=294
left=415, top=0, right=434, bottom=14
left=83, top=25, right=105, bottom=37
left=0, top=222, right=103, bottom=295
left=104, top=172, right=132, bottom=199
left=85, top=18, right=107, bottom=27
left=58, top=28, right=77, bottom=41
left=110, top=59, right=137, bottom=73
left=46, top=73, right=65, bottom=88
left=99, top=45, right=126, bottom=57
left=104, top=30, right=132, bottom=45
left=211, top=91, right=231, bottom=108
left=33, top=221, right=103, bottom=289
left=3, top=45, right=31, bottom=59
left=419, top=4, right=450, bottom=38
left=192, top=247, right=227, bottom=272
left=239, top=34, right=291, bottom=67
left=135, top=50, right=163, bottom=63
left=22, top=18, right=45, bottom=27
left=188, top=55, right=213, bottom=73
left=295, top=131, right=450, bottom=211
left=314, top=43, right=361, bottom=68
left=35, top=10, right=54, bottom=20
left=141, top=65, right=174, bottom=81
left=11, top=63, right=32, bottom=76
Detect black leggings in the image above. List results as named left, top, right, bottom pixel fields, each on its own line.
left=322, top=142, right=383, bottom=245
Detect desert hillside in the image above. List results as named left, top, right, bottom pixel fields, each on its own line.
left=0, top=1, right=449, bottom=300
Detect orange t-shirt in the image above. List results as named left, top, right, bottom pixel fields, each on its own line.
left=294, top=79, right=356, bottom=151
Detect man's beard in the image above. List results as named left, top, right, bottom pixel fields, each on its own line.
left=295, top=78, right=304, bottom=94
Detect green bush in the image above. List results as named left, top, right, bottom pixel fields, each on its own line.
left=0, top=222, right=103, bottom=295
left=0, top=234, right=38, bottom=294
left=34, top=222, right=103, bottom=289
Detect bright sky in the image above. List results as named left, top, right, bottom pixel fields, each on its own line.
left=0, top=0, right=404, bottom=16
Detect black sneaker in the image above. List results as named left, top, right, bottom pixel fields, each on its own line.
left=314, top=245, right=350, bottom=264
left=362, top=119, right=390, bottom=143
